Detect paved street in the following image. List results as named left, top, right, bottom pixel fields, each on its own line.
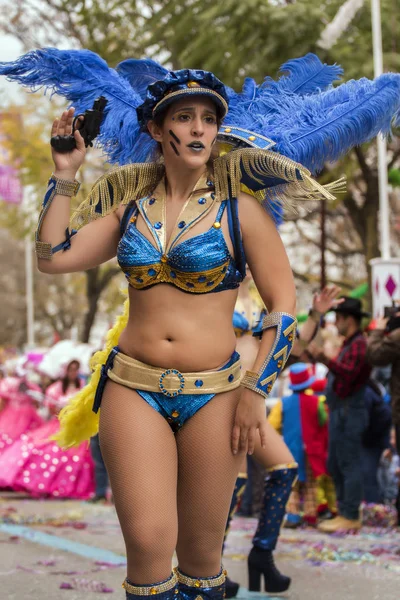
left=0, top=493, right=399, bottom=600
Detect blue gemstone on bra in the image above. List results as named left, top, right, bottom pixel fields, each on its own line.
left=178, top=221, right=186, bottom=228
left=211, top=193, right=215, bottom=199
left=186, top=282, right=195, bottom=288
left=170, top=271, right=176, bottom=278
left=149, top=198, right=156, bottom=205
left=206, top=181, right=213, bottom=187
left=228, top=374, right=234, bottom=383
left=198, top=197, right=207, bottom=204
left=195, top=380, right=204, bottom=387
left=136, top=277, right=144, bottom=283
left=154, top=222, right=162, bottom=229
left=148, top=268, right=156, bottom=276
left=206, top=281, right=215, bottom=286
left=198, top=276, right=207, bottom=283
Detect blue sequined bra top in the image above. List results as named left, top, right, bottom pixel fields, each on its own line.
left=117, top=174, right=246, bottom=294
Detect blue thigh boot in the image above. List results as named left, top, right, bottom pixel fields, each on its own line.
left=248, top=463, right=298, bottom=594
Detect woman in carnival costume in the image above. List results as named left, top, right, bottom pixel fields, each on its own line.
left=1, top=50, right=400, bottom=598
left=0, top=360, right=94, bottom=499
left=0, top=365, right=43, bottom=456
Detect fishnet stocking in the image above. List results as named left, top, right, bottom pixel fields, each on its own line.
left=99, top=380, right=178, bottom=584
left=175, top=388, right=243, bottom=577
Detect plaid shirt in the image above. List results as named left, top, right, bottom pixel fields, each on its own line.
left=327, top=331, right=371, bottom=399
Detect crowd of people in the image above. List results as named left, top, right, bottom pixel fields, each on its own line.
left=1, top=283, right=399, bottom=526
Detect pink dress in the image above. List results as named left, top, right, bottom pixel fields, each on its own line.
left=0, top=377, right=44, bottom=455
left=0, top=380, right=94, bottom=499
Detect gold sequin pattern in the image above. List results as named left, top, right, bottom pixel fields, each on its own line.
left=122, top=572, right=178, bottom=595
left=176, top=569, right=226, bottom=589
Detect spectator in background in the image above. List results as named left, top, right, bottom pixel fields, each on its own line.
left=361, top=380, right=392, bottom=503
left=366, top=309, right=400, bottom=523
left=378, top=428, right=400, bottom=505
left=308, top=297, right=371, bottom=533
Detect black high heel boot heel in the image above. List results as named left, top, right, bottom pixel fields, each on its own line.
left=247, top=463, right=298, bottom=594
left=248, top=547, right=290, bottom=593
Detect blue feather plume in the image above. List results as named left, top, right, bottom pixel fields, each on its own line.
left=225, top=55, right=343, bottom=123
left=272, top=74, right=400, bottom=173
left=116, top=58, right=168, bottom=100
left=225, top=72, right=400, bottom=174
left=0, top=48, right=157, bottom=164
left=267, top=53, right=343, bottom=95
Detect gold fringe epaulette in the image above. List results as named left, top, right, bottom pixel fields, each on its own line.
left=213, top=148, right=346, bottom=211
left=70, top=163, right=165, bottom=229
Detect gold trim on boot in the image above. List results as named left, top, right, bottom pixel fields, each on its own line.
left=176, top=568, right=226, bottom=589
left=122, top=572, right=178, bottom=595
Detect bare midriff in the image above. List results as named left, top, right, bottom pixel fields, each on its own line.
left=117, top=283, right=239, bottom=372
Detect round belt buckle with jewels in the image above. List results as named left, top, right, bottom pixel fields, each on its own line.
left=159, top=369, right=185, bottom=397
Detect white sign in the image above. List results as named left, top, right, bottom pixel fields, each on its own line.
left=370, top=258, right=400, bottom=318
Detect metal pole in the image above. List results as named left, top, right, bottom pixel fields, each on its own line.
left=25, top=235, right=35, bottom=347
left=371, top=0, right=391, bottom=259
left=321, top=200, right=327, bottom=289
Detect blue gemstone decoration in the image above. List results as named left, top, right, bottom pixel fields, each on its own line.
left=136, top=277, right=144, bottom=283
left=149, top=198, right=156, bottom=205
left=186, top=282, right=195, bottom=288
left=195, top=380, right=204, bottom=387
left=207, top=181, right=213, bottom=187
left=211, top=193, right=215, bottom=199
left=154, top=221, right=162, bottom=229
left=170, top=271, right=176, bottom=278
left=198, top=276, right=207, bottom=283
left=198, top=197, right=207, bottom=204
left=228, top=374, right=234, bottom=383
left=148, top=268, right=156, bottom=276
left=207, top=281, right=215, bottom=286
left=178, top=221, right=186, bottom=228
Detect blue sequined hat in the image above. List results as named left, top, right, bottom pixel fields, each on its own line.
left=136, top=69, right=229, bottom=129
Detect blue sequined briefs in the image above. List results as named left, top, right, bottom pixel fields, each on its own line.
left=93, top=347, right=241, bottom=431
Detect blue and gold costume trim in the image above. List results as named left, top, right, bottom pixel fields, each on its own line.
left=177, top=568, right=226, bottom=600
left=35, top=174, right=79, bottom=259
left=122, top=571, right=178, bottom=599
left=117, top=173, right=245, bottom=294
left=92, top=346, right=241, bottom=431
left=241, top=312, right=297, bottom=398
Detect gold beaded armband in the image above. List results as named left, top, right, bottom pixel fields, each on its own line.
left=35, top=174, right=80, bottom=260
left=241, top=312, right=298, bottom=399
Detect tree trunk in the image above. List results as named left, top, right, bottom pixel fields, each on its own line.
left=364, top=185, right=380, bottom=312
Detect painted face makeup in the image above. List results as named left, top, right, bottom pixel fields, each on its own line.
left=170, top=141, right=180, bottom=156
left=169, top=130, right=181, bottom=145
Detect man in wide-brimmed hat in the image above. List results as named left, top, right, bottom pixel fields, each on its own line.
left=308, top=297, right=371, bottom=532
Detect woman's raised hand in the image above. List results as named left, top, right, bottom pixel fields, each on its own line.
left=51, top=107, right=87, bottom=177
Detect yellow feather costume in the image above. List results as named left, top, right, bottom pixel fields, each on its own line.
left=54, top=298, right=129, bottom=448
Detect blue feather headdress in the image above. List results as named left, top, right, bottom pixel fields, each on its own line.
left=1, top=49, right=400, bottom=225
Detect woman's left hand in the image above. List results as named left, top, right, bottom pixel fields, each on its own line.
left=232, top=388, right=268, bottom=455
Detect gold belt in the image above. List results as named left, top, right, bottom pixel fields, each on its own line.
left=107, top=351, right=242, bottom=397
